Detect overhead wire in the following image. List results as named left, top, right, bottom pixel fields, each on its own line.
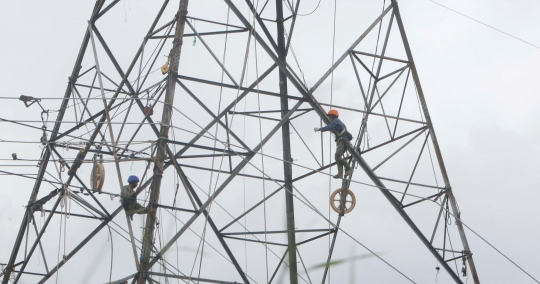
left=185, top=0, right=263, bottom=280
left=195, top=6, right=232, bottom=281
left=182, top=172, right=310, bottom=284
left=165, top=87, right=540, bottom=283
left=431, top=198, right=540, bottom=283
left=327, top=0, right=338, bottom=281
left=105, top=222, right=190, bottom=284
left=242, top=38, right=249, bottom=280
left=1, top=4, right=291, bottom=282
left=170, top=102, right=181, bottom=284
left=169, top=100, right=416, bottom=282
left=1, top=66, right=164, bottom=148
left=426, top=0, right=540, bottom=50
left=197, top=115, right=539, bottom=283
left=5, top=1, right=537, bottom=281
left=174, top=4, right=315, bottom=282
left=253, top=9, right=271, bottom=282
left=354, top=0, right=386, bottom=151
left=73, top=183, right=257, bottom=284
left=2, top=125, right=445, bottom=206
left=6, top=106, right=491, bottom=283
left=3, top=117, right=445, bottom=203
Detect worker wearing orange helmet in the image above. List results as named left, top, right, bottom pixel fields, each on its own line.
left=315, top=109, right=353, bottom=179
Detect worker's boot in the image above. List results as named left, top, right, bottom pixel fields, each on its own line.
left=345, top=168, right=354, bottom=177
left=333, top=172, right=343, bottom=179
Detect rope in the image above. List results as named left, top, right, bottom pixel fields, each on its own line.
left=160, top=208, right=260, bottom=284
left=432, top=201, right=540, bottom=283
left=170, top=102, right=415, bottom=283
left=170, top=88, right=540, bottom=284
left=242, top=47, right=249, bottom=277
left=328, top=1, right=338, bottom=281
left=283, top=28, right=309, bottom=89
left=253, top=20, right=270, bottom=282
left=204, top=136, right=416, bottom=282
left=170, top=124, right=181, bottom=284
left=181, top=174, right=311, bottom=284
left=23, top=64, right=162, bottom=120
left=284, top=0, right=322, bottom=17
left=16, top=101, right=515, bottom=282
left=9, top=128, right=535, bottom=284
left=354, top=0, right=386, bottom=149
left=186, top=0, right=261, bottom=281
left=240, top=3, right=252, bottom=278
left=195, top=7, right=231, bottom=281
left=107, top=225, right=114, bottom=283
left=8, top=20, right=535, bottom=278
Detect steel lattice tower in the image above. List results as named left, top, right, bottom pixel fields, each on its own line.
left=1, top=0, right=480, bottom=283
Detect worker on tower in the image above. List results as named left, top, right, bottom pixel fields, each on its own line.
left=315, top=109, right=354, bottom=179
left=121, top=175, right=148, bottom=220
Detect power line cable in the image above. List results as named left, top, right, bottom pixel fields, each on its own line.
left=168, top=104, right=417, bottom=282
left=432, top=200, right=540, bottom=283
left=427, top=0, right=540, bottom=50
left=166, top=101, right=540, bottom=282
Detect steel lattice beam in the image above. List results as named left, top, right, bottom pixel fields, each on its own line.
left=2, top=1, right=480, bottom=283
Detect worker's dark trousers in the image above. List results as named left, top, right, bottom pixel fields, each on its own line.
left=122, top=200, right=148, bottom=215
left=335, top=141, right=352, bottom=174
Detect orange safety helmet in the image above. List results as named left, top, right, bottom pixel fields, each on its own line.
left=327, top=109, right=339, bottom=117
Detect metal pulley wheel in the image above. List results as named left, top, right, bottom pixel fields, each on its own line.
left=330, top=188, right=356, bottom=215
left=90, top=163, right=105, bottom=192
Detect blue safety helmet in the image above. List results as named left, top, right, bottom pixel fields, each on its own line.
left=127, top=175, right=139, bottom=183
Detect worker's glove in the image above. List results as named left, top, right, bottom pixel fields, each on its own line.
left=129, top=193, right=137, bottom=199
left=314, top=127, right=320, bottom=132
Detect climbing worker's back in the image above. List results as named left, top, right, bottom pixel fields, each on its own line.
left=314, top=109, right=354, bottom=179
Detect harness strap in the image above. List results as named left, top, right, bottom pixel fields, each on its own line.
left=336, top=124, right=347, bottom=143
left=337, top=127, right=346, bottom=137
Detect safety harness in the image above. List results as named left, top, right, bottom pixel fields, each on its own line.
left=335, top=124, right=348, bottom=143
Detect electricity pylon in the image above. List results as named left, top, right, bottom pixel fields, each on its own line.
left=1, top=0, right=479, bottom=283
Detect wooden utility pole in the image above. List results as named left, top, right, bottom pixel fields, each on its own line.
left=137, top=0, right=189, bottom=283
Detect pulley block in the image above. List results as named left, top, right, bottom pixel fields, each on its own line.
left=330, top=188, right=356, bottom=215
left=90, top=163, right=105, bottom=192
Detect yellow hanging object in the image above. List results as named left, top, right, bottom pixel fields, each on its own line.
left=90, top=163, right=106, bottom=193
left=161, top=60, right=169, bottom=75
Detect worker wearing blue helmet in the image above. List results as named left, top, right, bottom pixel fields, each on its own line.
left=121, top=175, right=148, bottom=220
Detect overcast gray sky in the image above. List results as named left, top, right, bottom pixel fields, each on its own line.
left=1, top=0, right=539, bottom=283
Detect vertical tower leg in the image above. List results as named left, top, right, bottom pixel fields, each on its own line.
left=138, top=1, right=190, bottom=283
left=1, top=2, right=107, bottom=283
left=390, top=1, right=480, bottom=283
left=276, top=0, right=299, bottom=283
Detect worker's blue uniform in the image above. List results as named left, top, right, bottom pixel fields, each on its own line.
left=320, top=118, right=349, bottom=142
left=320, top=117, right=352, bottom=176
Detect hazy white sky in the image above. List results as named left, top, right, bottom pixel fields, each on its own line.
left=0, top=0, right=539, bottom=283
